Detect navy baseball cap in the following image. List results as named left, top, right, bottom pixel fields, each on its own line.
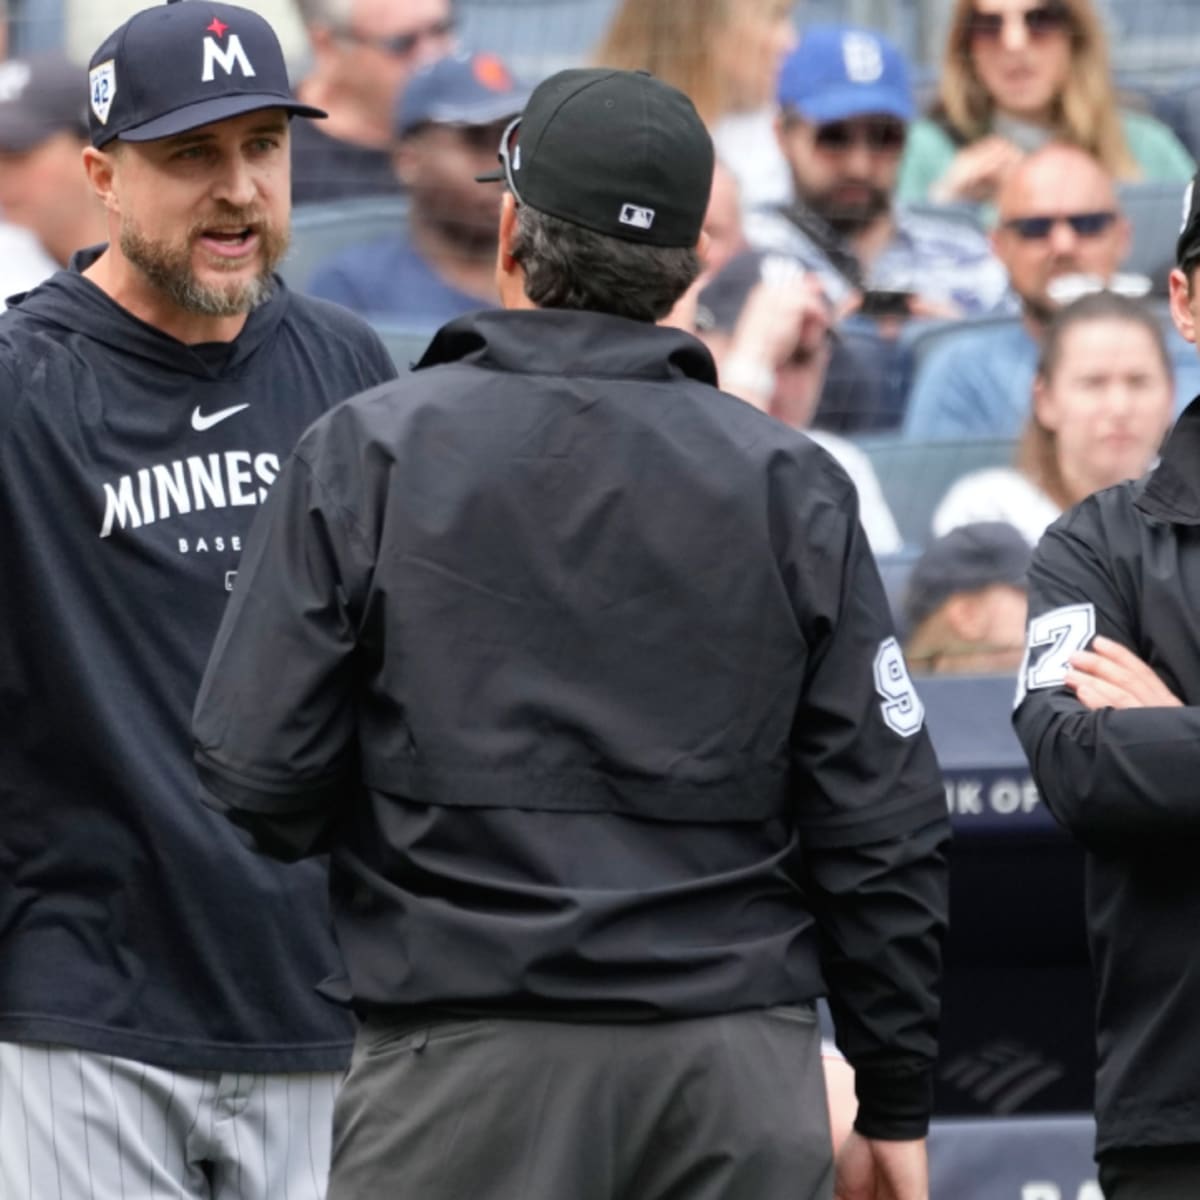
left=477, top=68, right=713, bottom=248
left=0, top=55, right=89, bottom=152
left=778, top=25, right=913, bottom=125
left=396, top=52, right=528, bottom=139
left=87, top=0, right=325, bottom=149
left=903, top=522, right=1031, bottom=635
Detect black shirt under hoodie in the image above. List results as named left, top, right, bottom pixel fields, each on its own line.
left=0, top=250, right=397, bottom=1071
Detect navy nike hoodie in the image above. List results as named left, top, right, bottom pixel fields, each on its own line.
left=0, top=249, right=396, bottom=1069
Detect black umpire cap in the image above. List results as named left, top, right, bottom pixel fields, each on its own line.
left=477, top=68, right=714, bottom=248
left=1177, top=170, right=1200, bottom=273
left=86, top=0, right=325, bottom=149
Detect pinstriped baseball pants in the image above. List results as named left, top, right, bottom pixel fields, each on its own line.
left=0, top=1043, right=340, bottom=1200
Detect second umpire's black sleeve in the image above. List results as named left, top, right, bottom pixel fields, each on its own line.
left=194, top=429, right=372, bottom=861
left=784, top=452, right=950, bottom=1142
left=1014, top=498, right=1200, bottom=848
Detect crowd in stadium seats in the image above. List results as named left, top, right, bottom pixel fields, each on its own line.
left=2, top=1, right=1199, bottom=1185
left=227, top=0, right=1199, bottom=693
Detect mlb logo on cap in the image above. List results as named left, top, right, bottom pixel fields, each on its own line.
left=87, top=0, right=325, bottom=148
left=619, top=204, right=655, bottom=231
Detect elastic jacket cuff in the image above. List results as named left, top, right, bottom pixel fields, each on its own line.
left=852, top=1065, right=934, bottom=1141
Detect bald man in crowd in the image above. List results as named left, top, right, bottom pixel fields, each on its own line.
left=905, top=142, right=1200, bottom=438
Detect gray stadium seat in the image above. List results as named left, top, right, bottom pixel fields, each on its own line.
left=1117, top=179, right=1188, bottom=294
left=369, top=324, right=438, bottom=372
left=859, top=437, right=1018, bottom=548
left=874, top=548, right=921, bottom=628
left=279, top=196, right=410, bottom=291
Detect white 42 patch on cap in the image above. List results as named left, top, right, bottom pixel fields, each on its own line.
left=90, top=60, right=116, bottom=125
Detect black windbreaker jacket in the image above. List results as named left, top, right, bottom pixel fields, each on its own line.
left=0, top=252, right=397, bottom=1071
left=1014, top=395, right=1200, bottom=1155
left=195, top=307, right=950, bottom=1137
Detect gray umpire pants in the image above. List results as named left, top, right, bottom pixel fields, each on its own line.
left=327, top=1004, right=835, bottom=1200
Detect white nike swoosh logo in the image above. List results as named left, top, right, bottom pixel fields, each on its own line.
left=191, top=403, right=250, bottom=432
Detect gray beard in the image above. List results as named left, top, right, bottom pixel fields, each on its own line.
left=120, top=221, right=287, bottom=318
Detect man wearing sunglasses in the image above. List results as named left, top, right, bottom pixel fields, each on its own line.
left=291, top=0, right=456, bottom=204
left=194, top=66, right=950, bottom=1200
left=906, top=141, right=1200, bottom=439
left=748, top=24, right=1007, bottom=320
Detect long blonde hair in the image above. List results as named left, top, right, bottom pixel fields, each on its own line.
left=1018, top=292, right=1171, bottom=507
left=938, top=0, right=1137, bottom=178
left=592, top=0, right=736, bottom=125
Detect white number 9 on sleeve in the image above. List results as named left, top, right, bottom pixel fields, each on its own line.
left=873, top=636, right=925, bottom=738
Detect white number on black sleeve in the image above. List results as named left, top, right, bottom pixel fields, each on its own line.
left=873, top=637, right=925, bottom=738
left=1024, top=602, right=1096, bottom=692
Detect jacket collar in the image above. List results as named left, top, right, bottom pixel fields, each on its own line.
left=1137, top=394, right=1200, bottom=525
left=415, top=307, right=719, bottom=387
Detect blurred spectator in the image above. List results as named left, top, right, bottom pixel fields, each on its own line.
left=903, top=521, right=1031, bottom=675
left=307, top=52, right=524, bottom=322
left=747, top=25, right=1008, bottom=318
left=0, top=226, right=53, bottom=310
left=906, top=143, right=1200, bottom=437
left=933, top=291, right=1174, bottom=543
left=703, top=161, right=748, bottom=277
left=898, top=0, right=1192, bottom=207
left=1155, top=80, right=1200, bottom=165
left=592, top=0, right=796, bottom=213
left=0, top=55, right=103, bottom=296
left=695, top=252, right=903, bottom=554
left=291, top=0, right=456, bottom=203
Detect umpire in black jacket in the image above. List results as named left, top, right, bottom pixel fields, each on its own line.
left=194, top=68, right=950, bottom=1200
left=1015, top=174, right=1200, bottom=1198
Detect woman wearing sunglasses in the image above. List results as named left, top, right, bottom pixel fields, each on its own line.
left=931, top=291, right=1175, bottom=545
left=897, top=0, right=1193, bottom=206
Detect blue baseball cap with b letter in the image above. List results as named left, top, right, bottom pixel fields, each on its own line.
left=87, top=0, right=325, bottom=148
left=777, top=25, right=914, bottom=125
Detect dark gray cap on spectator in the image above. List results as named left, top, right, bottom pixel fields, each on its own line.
left=396, top=52, right=527, bottom=139
left=0, top=54, right=89, bottom=152
left=903, top=522, right=1031, bottom=635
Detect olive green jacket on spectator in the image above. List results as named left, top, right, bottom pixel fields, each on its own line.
left=897, top=109, right=1195, bottom=204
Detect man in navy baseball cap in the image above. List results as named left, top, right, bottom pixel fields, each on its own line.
left=86, top=0, right=324, bottom=147
left=81, top=0, right=329, bottom=329
left=308, top=51, right=527, bottom=322
left=0, top=2, right=399, bottom=1199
